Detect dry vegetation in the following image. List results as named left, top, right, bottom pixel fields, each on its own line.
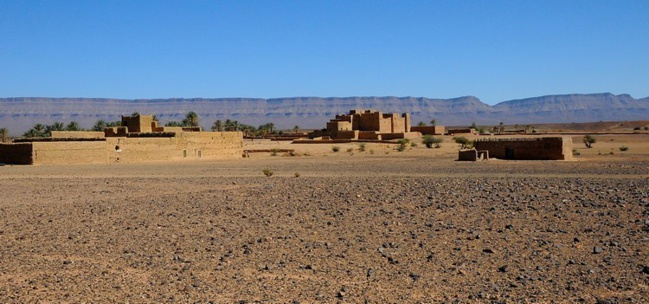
left=0, top=133, right=648, bottom=303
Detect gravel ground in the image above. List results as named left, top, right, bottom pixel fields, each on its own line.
left=0, top=155, right=648, bottom=303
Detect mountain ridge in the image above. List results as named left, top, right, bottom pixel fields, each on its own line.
left=1, top=93, right=648, bottom=136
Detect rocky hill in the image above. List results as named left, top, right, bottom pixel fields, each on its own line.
left=1, top=93, right=648, bottom=136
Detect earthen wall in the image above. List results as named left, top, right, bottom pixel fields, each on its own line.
left=31, top=141, right=108, bottom=164
left=473, top=137, right=572, bottom=160
left=410, top=126, right=445, bottom=135
left=51, top=131, right=105, bottom=139
left=0, top=143, right=33, bottom=164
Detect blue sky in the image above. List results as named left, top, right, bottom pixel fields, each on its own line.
left=0, top=0, right=647, bottom=104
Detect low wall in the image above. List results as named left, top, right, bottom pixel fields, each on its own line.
left=0, top=143, right=33, bottom=164
left=105, top=131, right=243, bottom=163
left=458, top=149, right=477, bottom=161
left=51, top=131, right=105, bottom=139
left=473, top=137, right=572, bottom=160
left=411, top=126, right=445, bottom=135
left=32, top=141, right=108, bottom=164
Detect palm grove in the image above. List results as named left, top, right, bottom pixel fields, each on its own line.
left=17, top=112, right=283, bottom=138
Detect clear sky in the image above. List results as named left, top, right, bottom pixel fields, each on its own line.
left=1, top=0, right=647, bottom=104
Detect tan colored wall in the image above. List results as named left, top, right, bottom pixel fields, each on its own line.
left=0, top=143, right=33, bottom=164
left=32, top=141, right=108, bottom=165
left=105, top=131, right=243, bottom=163
left=473, top=137, right=572, bottom=160
left=410, top=126, right=445, bottom=135
left=51, top=131, right=105, bottom=139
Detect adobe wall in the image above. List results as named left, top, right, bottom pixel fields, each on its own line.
left=31, top=141, right=108, bottom=165
left=473, top=137, right=572, bottom=160
left=105, top=131, right=243, bottom=162
left=410, top=126, right=445, bottom=135
left=51, top=131, right=105, bottom=139
left=357, top=111, right=384, bottom=132
left=389, top=113, right=410, bottom=133
left=0, top=143, right=33, bottom=164
left=458, top=149, right=477, bottom=161
left=122, top=115, right=154, bottom=133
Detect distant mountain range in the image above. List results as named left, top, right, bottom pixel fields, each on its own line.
left=1, top=93, right=648, bottom=136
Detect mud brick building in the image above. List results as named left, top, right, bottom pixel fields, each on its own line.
left=0, top=115, right=243, bottom=165
left=310, top=109, right=419, bottom=140
left=473, top=137, right=572, bottom=160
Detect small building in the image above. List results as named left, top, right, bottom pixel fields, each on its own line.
left=473, top=137, right=572, bottom=160
left=309, top=109, right=420, bottom=140
left=0, top=115, right=243, bottom=165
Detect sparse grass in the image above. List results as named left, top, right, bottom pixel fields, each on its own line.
left=262, top=168, right=274, bottom=177
left=332, top=146, right=340, bottom=153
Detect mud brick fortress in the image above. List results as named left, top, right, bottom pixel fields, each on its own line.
left=0, top=115, right=243, bottom=165
left=473, top=137, right=573, bottom=160
left=310, top=109, right=420, bottom=140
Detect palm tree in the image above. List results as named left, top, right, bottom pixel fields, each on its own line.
left=293, top=125, right=300, bottom=134
left=66, top=121, right=82, bottom=131
left=212, top=120, right=223, bottom=131
left=0, top=128, right=7, bottom=142
left=430, top=119, right=437, bottom=127
left=182, top=111, right=199, bottom=127
left=499, top=122, right=504, bottom=134
left=45, top=122, right=65, bottom=137
left=92, top=119, right=108, bottom=131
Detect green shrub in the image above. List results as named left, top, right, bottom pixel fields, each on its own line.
left=422, top=135, right=442, bottom=148
left=262, top=168, right=273, bottom=177
left=396, top=138, right=410, bottom=152
left=270, top=148, right=280, bottom=156
left=452, top=136, right=471, bottom=149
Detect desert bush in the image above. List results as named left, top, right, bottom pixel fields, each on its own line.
left=396, top=138, right=410, bottom=152
left=262, top=168, right=273, bottom=177
left=572, top=149, right=580, bottom=156
left=332, top=146, right=340, bottom=152
left=294, top=172, right=301, bottom=178
left=619, top=146, right=629, bottom=152
left=369, top=149, right=374, bottom=155
left=270, top=148, right=280, bottom=156
left=410, top=142, right=417, bottom=147
left=583, top=135, right=596, bottom=148
left=347, top=147, right=353, bottom=153
left=453, top=136, right=472, bottom=149
left=358, top=143, right=366, bottom=152
left=422, top=135, right=442, bottom=148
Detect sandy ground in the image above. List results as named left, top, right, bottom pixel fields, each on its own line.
left=0, top=134, right=648, bottom=303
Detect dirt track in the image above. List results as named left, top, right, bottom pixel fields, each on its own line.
left=1, top=142, right=648, bottom=303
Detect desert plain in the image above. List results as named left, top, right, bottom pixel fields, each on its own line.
left=0, top=133, right=648, bottom=303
